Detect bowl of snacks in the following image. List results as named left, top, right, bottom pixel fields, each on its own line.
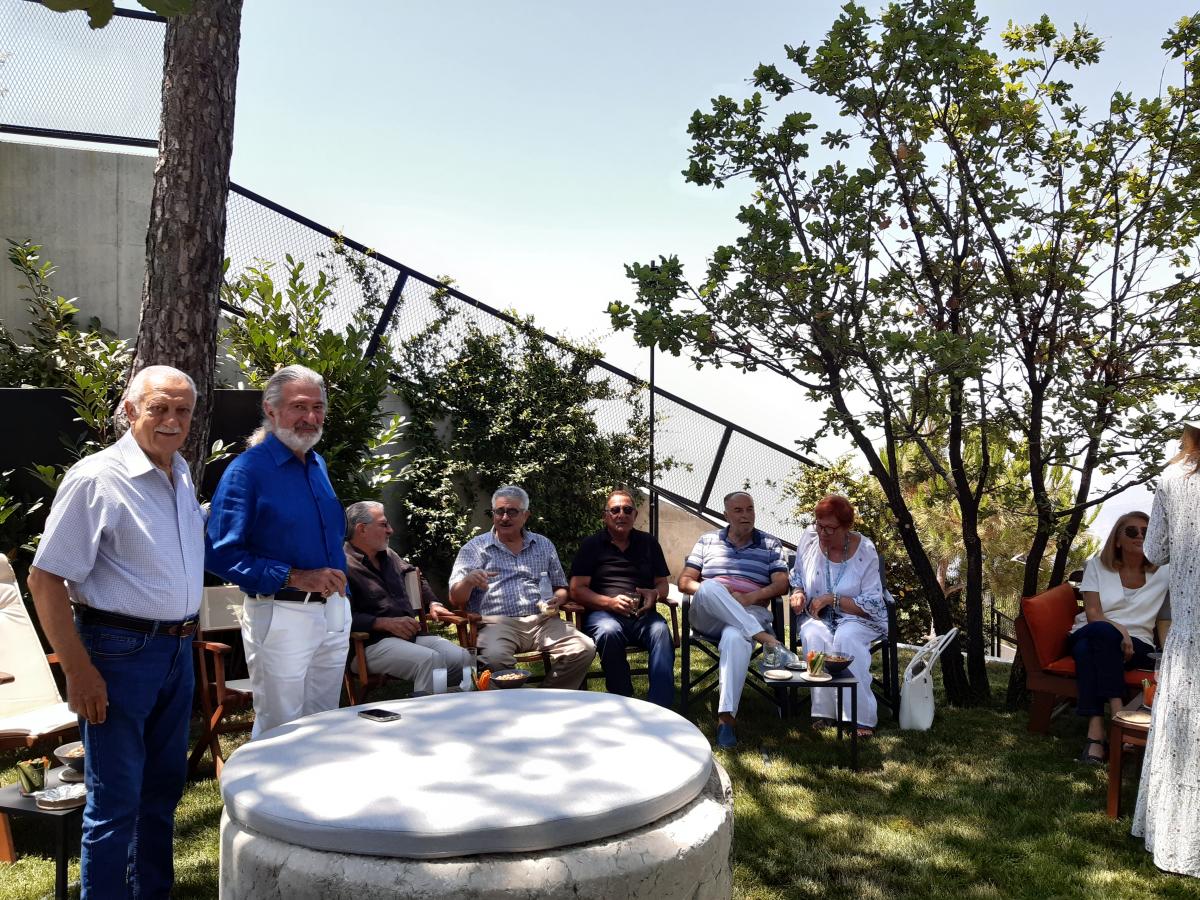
left=824, top=654, right=853, bottom=676
left=489, top=668, right=532, bottom=690
left=54, top=741, right=86, bottom=773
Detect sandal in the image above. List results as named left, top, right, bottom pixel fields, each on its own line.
left=811, top=718, right=835, bottom=731
left=1079, top=738, right=1108, bottom=765
left=856, top=726, right=875, bottom=739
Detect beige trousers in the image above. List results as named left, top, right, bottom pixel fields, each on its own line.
left=477, top=614, right=596, bottom=690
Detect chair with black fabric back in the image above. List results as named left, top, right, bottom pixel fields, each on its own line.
left=189, top=585, right=253, bottom=779
left=679, top=589, right=787, bottom=716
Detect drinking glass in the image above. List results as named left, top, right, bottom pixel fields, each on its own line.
left=432, top=667, right=448, bottom=694
left=460, top=647, right=478, bottom=691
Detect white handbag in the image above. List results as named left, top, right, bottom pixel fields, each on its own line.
left=899, top=628, right=959, bottom=731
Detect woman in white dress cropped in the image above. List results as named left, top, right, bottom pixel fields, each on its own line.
left=788, top=494, right=888, bottom=736
left=1069, top=512, right=1170, bottom=763
left=1133, top=422, right=1200, bottom=878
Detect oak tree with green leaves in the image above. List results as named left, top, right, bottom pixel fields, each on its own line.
left=609, top=1, right=1200, bottom=704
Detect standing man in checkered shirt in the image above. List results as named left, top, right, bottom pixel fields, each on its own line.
left=449, top=485, right=595, bottom=688
left=28, top=365, right=204, bottom=899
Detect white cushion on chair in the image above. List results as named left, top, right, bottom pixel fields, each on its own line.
left=221, top=690, right=712, bottom=858
left=0, top=700, right=76, bottom=740
left=0, top=553, right=65, bottom=723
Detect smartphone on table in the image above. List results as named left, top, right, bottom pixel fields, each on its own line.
left=358, top=708, right=402, bottom=723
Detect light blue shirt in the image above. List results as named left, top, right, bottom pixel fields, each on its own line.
left=450, top=529, right=567, bottom=617
left=33, top=429, right=206, bottom=621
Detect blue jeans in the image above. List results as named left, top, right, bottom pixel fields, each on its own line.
left=584, top=609, right=675, bottom=708
left=77, top=621, right=195, bottom=899
left=1067, top=621, right=1155, bottom=717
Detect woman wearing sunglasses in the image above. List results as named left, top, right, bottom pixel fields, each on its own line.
left=1069, top=511, right=1170, bottom=764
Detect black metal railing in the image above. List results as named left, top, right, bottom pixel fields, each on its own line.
left=988, top=596, right=1017, bottom=657
left=1, top=0, right=817, bottom=544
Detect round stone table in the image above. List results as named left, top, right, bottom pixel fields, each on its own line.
left=219, top=689, right=732, bottom=899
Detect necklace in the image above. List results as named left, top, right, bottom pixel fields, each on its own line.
left=823, top=532, right=851, bottom=605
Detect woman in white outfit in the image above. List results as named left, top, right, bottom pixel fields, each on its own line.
left=789, top=494, right=888, bottom=736
left=1133, top=422, right=1200, bottom=878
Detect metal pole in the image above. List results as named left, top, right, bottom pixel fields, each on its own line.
left=649, top=344, right=658, bottom=537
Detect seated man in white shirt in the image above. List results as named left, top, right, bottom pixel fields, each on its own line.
left=678, top=491, right=792, bottom=749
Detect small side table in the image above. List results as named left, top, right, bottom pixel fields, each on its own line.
left=755, top=663, right=860, bottom=769
left=1107, top=693, right=1150, bottom=819
left=0, top=767, right=82, bottom=900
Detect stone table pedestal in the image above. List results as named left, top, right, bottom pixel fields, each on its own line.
left=218, top=690, right=733, bottom=899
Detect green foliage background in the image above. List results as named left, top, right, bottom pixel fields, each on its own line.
left=392, top=300, right=652, bottom=585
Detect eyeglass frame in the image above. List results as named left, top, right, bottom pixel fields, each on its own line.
left=488, top=507, right=526, bottom=519
left=606, top=505, right=636, bottom=515
left=1122, top=525, right=1148, bottom=539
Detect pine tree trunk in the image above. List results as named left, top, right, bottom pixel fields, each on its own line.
left=132, top=0, right=244, bottom=483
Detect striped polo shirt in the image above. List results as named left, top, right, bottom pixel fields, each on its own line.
left=684, top=527, right=789, bottom=589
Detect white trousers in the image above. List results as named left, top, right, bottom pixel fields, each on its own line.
left=799, top=616, right=878, bottom=727
left=688, top=580, right=775, bottom=717
left=242, top=596, right=350, bottom=739
left=353, top=634, right=473, bottom=693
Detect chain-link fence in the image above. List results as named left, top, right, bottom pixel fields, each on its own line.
left=1, top=0, right=816, bottom=545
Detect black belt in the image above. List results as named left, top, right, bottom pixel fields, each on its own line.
left=272, top=588, right=326, bottom=604
left=74, top=606, right=198, bottom=637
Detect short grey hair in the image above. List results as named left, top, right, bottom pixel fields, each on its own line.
left=723, top=490, right=753, bottom=506
left=345, top=500, right=384, bottom=542
left=492, top=485, right=529, bottom=510
left=122, top=365, right=197, bottom=413
left=264, top=364, right=327, bottom=410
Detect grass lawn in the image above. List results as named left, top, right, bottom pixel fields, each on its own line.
left=2, top=654, right=1198, bottom=900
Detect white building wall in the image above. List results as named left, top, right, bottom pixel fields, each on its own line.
left=0, top=139, right=154, bottom=340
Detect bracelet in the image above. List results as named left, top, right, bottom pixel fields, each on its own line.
left=283, top=567, right=293, bottom=589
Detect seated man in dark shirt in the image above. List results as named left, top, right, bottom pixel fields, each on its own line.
left=344, top=501, right=472, bottom=691
left=569, top=489, right=674, bottom=707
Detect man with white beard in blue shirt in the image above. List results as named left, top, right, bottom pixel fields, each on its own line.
left=206, top=365, right=349, bottom=738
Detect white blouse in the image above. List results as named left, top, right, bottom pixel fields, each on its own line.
left=789, top=526, right=887, bottom=637
left=1072, top=555, right=1170, bottom=645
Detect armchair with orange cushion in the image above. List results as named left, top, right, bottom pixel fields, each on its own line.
left=1016, top=582, right=1155, bottom=734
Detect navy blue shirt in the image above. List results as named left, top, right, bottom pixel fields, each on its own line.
left=570, top=528, right=669, bottom=597
left=205, top=433, right=346, bottom=596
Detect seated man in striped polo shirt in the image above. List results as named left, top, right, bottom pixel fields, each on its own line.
left=678, top=491, right=792, bottom=748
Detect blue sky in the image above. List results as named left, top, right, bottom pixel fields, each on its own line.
left=225, top=1, right=1198, bottom=534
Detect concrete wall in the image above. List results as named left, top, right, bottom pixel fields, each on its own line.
left=0, top=140, right=154, bottom=340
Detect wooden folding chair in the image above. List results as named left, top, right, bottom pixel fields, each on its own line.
left=566, top=597, right=681, bottom=686
left=188, top=585, right=253, bottom=779
left=0, top=554, right=80, bottom=864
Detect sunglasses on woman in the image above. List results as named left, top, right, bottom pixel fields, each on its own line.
left=1123, top=525, right=1148, bottom=539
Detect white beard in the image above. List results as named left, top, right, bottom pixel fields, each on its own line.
left=275, top=425, right=322, bottom=454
